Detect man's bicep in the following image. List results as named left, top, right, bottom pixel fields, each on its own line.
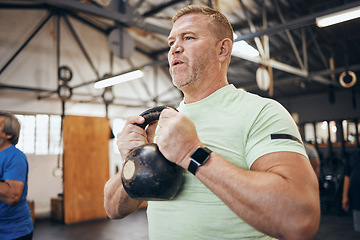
left=251, top=151, right=315, bottom=181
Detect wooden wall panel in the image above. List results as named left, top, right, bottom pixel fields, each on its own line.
left=63, top=115, right=110, bottom=224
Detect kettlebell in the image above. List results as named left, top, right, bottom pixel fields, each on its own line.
left=121, top=106, right=184, bottom=201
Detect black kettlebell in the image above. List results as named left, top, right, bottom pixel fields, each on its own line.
left=121, top=106, right=184, bottom=201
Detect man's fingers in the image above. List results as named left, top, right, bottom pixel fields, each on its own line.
left=146, top=122, right=158, bottom=143
left=126, top=115, right=145, bottom=126
left=160, top=108, right=179, bottom=119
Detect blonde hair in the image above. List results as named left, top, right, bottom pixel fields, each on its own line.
left=172, top=5, right=234, bottom=43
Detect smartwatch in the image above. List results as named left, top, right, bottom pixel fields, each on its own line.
left=188, top=147, right=212, bottom=175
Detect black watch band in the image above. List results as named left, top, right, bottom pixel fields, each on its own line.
left=188, top=147, right=212, bottom=175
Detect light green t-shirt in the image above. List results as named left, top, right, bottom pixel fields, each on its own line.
left=147, top=85, right=306, bottom=239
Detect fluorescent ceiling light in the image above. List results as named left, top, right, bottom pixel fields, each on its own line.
left=232, top=40, right=260, bottom=58
left=316, top=6, right=360, bottom=27
left=94, top=70, right=143, bottom=89
left=232, top=33, right=259, bottom=58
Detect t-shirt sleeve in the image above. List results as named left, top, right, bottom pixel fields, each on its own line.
left=245, top=100, right=307, bottom=168
left=3, top=154, right=27, bottom=183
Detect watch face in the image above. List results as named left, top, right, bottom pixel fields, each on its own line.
left=191, top=147, right=211, bottom=164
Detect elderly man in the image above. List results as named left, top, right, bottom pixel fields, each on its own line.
left=0, top=112, right=33, bottom=240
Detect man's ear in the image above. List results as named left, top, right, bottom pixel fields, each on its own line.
left=218, top=38, right=233, bottom=63
left=5, top=134, right=13, bottom=140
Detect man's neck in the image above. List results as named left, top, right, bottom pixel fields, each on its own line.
left=0, top=142, right=12, bottom=152
left=183, top=81, right=228, bottom=104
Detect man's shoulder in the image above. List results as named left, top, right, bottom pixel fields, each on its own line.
left=2, top=145, right=27, bottom=163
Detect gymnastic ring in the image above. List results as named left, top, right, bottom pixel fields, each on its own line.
left=339, top=71, right=357, bottom=88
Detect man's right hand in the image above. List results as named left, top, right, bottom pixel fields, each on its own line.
left=116, top=115, right=158, bottom=160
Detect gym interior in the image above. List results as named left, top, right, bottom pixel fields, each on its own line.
left=1, top=0, right=360, bottom=239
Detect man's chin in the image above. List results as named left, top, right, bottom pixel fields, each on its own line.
left=172, top=76, right=188, bottom=88
left=176, top=82, right=196, bottom=93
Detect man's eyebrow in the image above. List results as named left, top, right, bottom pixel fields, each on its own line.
left=168, top=31, right=196, bottom=41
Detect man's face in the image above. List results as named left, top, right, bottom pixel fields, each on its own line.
left=167, top=14, right=219, bottom=90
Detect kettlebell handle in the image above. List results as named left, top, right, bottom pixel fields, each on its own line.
left=135, top=106, right=177, bottom=129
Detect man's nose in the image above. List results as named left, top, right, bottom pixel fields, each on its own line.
left=170, top=41, right=184, bottom=54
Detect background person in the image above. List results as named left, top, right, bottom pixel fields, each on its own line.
left=292, top=114, right=321, bottom=179
left=104, top=5, right=320, bottom=240
left=0, top=112, right=33, bottom=240
left=342, top=148, right=360, bottom=235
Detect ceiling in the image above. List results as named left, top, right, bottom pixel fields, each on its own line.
left=1, top=0, right=360, bottom=109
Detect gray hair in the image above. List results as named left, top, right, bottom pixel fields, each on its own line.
left=0, top=112, right=21, bottom=145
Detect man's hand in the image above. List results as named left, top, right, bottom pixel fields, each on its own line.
left=156, top=108, right=202, bottom=169
left=116, top=115, right=158, bottom=161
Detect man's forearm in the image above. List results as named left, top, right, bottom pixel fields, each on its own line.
left=0, top=180, right=22, bottom=205
left=104, top=172, right=144, bottom=219
left=343, top=176, right=350, bottom=198
left=195, top=152, right=320, bottom=240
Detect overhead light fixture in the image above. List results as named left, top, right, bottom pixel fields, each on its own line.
left=232, top=33, right=259, bottom=58
left=316, top=6, right=360, bottom=27
left=232, top=40, right=260, bottom=57
left=94, top=70, right=143, bottom=89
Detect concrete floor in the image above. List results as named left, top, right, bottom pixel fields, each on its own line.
left=33, top=208, right=359, bottom=240
left=33, top=209, right=148, bottom=240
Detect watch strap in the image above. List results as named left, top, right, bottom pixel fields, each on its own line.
left=188, top=160, right=200, bottom=175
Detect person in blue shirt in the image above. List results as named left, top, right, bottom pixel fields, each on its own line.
left=0, top=112, right=33, bottom=240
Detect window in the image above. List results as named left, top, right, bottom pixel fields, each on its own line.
left=346, top=120, right=360, bottom=143
left=304, top=123, right=315, bottom=143
left=313, top=120, right=337, bottom=144
left=304, top=119, right=360, bottom=146
left=15, top=114, right=62, bottom=155
left=329, top=121, right=337, bottom=143
left=315, top=121, right=329, bottom=144
left=35, top=115, right=49, bottom=155
left=49, top=115, right=62, bottom=154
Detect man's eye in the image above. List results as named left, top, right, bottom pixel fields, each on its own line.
left=184, top=36, right=193, bottom=40
left=168, top=41, right=174, bottom=47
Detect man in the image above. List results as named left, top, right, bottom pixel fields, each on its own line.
left=292, top=115, right=320, bottom=179
left=0, top=112, right=33, bottom=240
left=342, top=148, right=360, bottom=235
left=104, top=5, right=320, bottom=240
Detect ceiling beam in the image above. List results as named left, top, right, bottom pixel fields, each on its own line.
left=231, top=52, right=308, bottom=77
left=235, top=1, right=360, bottom=41
left=0, top=11, right=53, bottom=75
left=0, top=3, right=47, bottom=9
left=0, top=84, right=53, bottom=93
left=36, top=0, right=128, bottom=21
left=142, top=0, right=183, bottom=17
left=35, top=0, right=171, bottom=35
